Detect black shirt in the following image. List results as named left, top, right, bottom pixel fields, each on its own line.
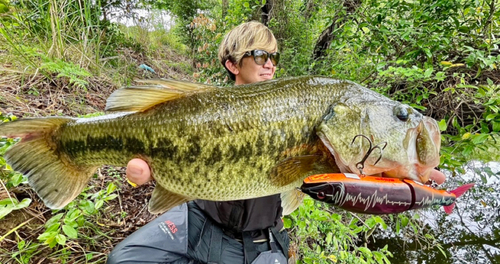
left=195, top=194, right=284, bottom=240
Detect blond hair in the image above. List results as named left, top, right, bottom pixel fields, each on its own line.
left=218, top=21, right=278, bottom=80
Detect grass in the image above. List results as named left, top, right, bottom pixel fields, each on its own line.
left=0, top=4, right=194, bottom=261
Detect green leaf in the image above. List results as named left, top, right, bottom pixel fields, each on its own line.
left=38, top=231, right=57, bottom=241
left=373, top=251, right=383, bottom=262
left=104, top=194, right=118, bottom=201
left=424, top=67, right=433, bottom=77
left=331, top=213, right=342, bottom=222
left=437, top=244, right=447, bottom=257
left=358, top=247, right=373, bottom=257
left=298, top=220, right=307, bottom=230
left=365, top=217, right=376, bottom=229
left=46, top=213, right=64, bottom=227
left=353, top=226, right=363, bottom=234
left=65, top=209, right=82, bottom=225
left=0, top=197, right=31, bottom=219
left=373, top=216, right=387, bottom=229
left=62, top=225, right=78, bottom=239
left=400, top=216, right=409, bottom=228
left=485, top=114, right=497, bottom=121
left=0, top=206, right=13, bottom=219
left=95, top=199, right=104, bottom=210
left=45, top=223, right=61, bottom=233
left=106, top=182, right=117, bottom=194
left=438, top=119, right=447, bottom=131
left=80, top=200, right=95, bottom=214
left=283, top=217, right=292, bottom=228
left=17, top=240, right=25, bottom=250
left=492, top=121, right=500, bottom=132
left=55, top=234, right=66, bottom=246
left=326, top=232, right=333, bottom=245
left=471, top=134, right=489, bottom=144
left=462, top=145, right=473, bottom=156
left=16, top=198, right=31, bottom=209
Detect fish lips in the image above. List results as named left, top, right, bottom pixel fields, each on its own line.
left=401, top=117, right=441, bottom=182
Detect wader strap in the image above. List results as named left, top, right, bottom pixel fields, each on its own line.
left=243, top=231, right=259, bottom=264
left=208, top=222, right=223, bottom=264
left=270, top=226, right=288, bottom=256
left=268, top=229, right=278, bottom=253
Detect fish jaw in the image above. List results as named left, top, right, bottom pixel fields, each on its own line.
left=360, top=118, right=441, bottom=183
left=395, top=117, right=441, bottom=182
left=416, top=117, right=441, bottom=168
left=317, top=102, right=441, bottom=183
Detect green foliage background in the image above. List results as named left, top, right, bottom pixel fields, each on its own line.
left=0, top=0, right=499, bottom=263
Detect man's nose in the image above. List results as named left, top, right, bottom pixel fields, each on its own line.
left=263, top=57, right=274, bottom=68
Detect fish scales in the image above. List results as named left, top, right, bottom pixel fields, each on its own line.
left=55, top=77, right=344, bottom=200
left=0, top=76, right=442, bottom=213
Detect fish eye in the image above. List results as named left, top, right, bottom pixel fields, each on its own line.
left=394, top=105, right=409, bottom=122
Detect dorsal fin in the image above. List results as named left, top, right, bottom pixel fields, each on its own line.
left=105, top=79, right=215, bottom=112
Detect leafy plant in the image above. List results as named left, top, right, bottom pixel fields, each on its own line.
left=37, top=182, right=118, bottom=249
left=285, top=197, right=393, bottom=264
left=0, top=197, right=31, bottom=219
left=0, top=113, right=30, bottom=221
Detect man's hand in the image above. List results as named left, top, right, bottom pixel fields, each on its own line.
left=430, top=169, right=446, bottom=184
left=126, top=159, right=153, bottom=186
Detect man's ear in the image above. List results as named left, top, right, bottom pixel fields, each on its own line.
left=225, top=60, right=239, bottom=75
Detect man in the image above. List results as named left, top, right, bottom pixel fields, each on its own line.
left=107, top=21, right=290, bottom=264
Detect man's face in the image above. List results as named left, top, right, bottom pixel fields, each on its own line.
left=234, top=51, right=276, bottom=85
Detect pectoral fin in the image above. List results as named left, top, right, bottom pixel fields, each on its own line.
left=270, top=155, right=336, bottom=187
left=281, top=189, right=306, bottom=215
left=148, top=184, right=192, bottom=214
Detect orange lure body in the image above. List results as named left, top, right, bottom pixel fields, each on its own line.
left=301, top=173, right=474, bottom=214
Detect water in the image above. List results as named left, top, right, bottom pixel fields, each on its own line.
left=370, top=162, right=500, bottom=263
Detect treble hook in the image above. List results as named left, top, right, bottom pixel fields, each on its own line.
left=351, top=135, right=387, bottom=175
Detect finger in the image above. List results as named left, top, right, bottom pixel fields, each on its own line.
left=126, top=159, right=153, bottom=186
left=429, top=169, right=446, bottom=185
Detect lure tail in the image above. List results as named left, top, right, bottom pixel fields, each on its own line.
left=443, top=183, right=475, bottom=214
left=0, top=118, right=97, bottom=209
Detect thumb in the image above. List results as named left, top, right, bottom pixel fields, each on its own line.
left=126, top=159, right=152, bottom=186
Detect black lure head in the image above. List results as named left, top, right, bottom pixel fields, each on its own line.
left=300, top=182, right=344, bottom=204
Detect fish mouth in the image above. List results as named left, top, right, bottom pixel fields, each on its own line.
left=400, top=117, right=441, bottom=182
left=376, top=118, right=440, bottom=183
left=318, top=116, right=441, bottom=184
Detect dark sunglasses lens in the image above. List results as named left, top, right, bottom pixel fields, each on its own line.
left=253, top=50, right=268, bottom=65
left=270, top=53, right=280, bottom=66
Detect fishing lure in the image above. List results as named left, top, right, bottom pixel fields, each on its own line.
left=301, top=173, right=474, bottom=214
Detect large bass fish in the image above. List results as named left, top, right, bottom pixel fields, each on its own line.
left=0, top=76, right=441, bottom=214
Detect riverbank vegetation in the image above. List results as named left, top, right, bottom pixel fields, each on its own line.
left=0, top=0, right=499, bottom=263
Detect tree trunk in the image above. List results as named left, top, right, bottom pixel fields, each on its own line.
left=261, top=0, right=273, bottom=26
left=313, top=0, right=361, bottom=60
left=302, top=0, right=315, bottom=20
left=222, top=0, right=228, bottom=19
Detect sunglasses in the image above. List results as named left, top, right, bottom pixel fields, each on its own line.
left=243, top=50, right=280, bottom=66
